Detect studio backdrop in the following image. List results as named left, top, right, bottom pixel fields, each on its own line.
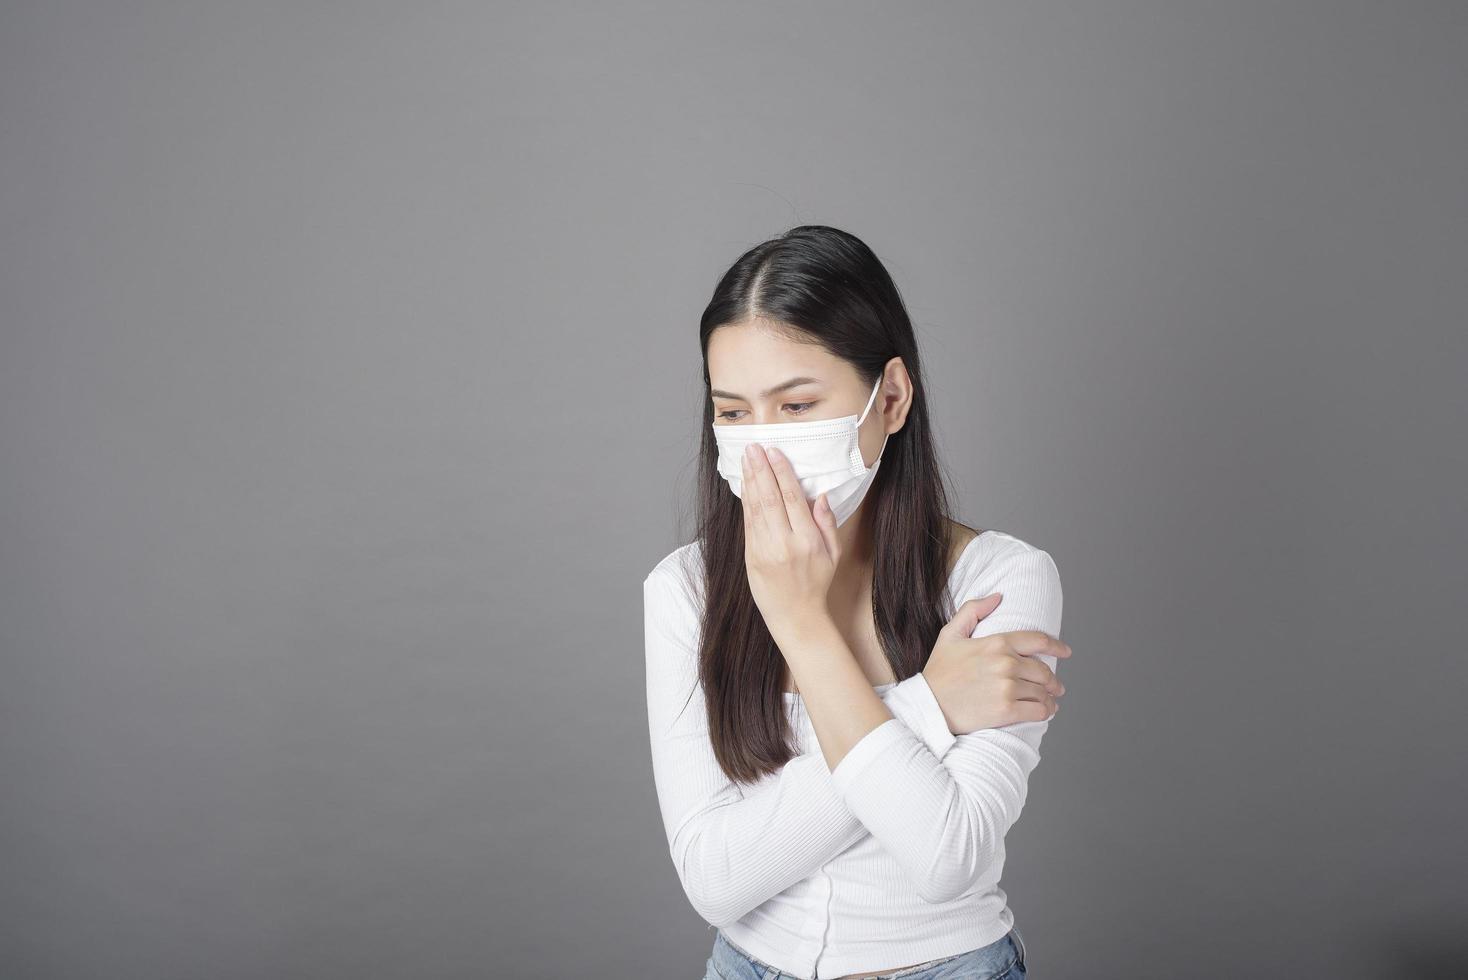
left=1, top=3, right=1464, bottom=979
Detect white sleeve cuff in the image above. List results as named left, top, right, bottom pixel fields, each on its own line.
left=883, top=672, right=958, bottom=760
left=830, top=718, right=914, bottom=796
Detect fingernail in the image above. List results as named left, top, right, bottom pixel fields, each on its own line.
left=767, top=446, right=783, bottom=462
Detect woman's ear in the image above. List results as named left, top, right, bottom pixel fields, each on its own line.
left=881, top=356, right=914, bottom=434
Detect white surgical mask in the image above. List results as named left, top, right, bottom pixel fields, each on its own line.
left=713, top=375, right=890, bottom=527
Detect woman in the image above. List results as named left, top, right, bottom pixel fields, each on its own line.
left=644, top=225, right=1070, bottom=980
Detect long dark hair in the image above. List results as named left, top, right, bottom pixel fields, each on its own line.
left=687, top=225, right=966, bottom=784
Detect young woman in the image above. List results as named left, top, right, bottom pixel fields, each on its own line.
left=644, top=225, right=1070, bottom=980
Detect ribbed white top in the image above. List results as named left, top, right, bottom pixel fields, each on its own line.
left=643, top=529, right=1064, bottom=979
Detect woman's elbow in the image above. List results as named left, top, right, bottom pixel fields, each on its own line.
left=673, top=847, right=747, bottom=928
left=681, top=878, right=746, bottom=929
left=912, top=812, right=1002, bottom=903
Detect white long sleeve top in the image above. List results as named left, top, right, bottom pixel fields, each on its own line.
left=643, top=529, right=1063, bottom=979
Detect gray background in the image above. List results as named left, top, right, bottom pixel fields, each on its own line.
left=2, top=2, right=1464, bottom=978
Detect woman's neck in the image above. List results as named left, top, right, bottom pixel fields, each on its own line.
left=825, top=506, right=877, bottom=607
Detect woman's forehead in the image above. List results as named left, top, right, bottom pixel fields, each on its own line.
left=707, top=323, right=850, bottom=393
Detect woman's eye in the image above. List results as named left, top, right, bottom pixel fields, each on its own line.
left=715, top=403, right=813, bottom=421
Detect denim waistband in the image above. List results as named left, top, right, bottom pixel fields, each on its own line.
left=709, top=926, right=1027, bottom=980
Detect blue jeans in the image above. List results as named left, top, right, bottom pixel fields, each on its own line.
left=703, top=926, right=1029, bottom=980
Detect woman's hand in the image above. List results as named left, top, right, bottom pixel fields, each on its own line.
left=739, top=443, right=839, bottom=636
left=922, top=593, right=1072, bottom=734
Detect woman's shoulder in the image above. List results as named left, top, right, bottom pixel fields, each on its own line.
left=946, top=519, right=1060, bottom=588
left=944, top=520, right=983, bottom=575
left=646, top=538, right=701, bottom=578
left=948, top=523, right=1063, bottom=633
left=646, top=527, right=1050, bottom=575
left=946, top=518, right=1053, bottom=558
left=643, top=540, right=705, bottom=606
left=644, top=526, right=1057, bottom=609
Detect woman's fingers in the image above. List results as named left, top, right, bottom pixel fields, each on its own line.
left=744, top=444, right=793, bottom=535
left=1013, top=656, right=1066, bottom=696
left=1005, top=630, right=1072, bottom=660
left=761, top=446, right=820, bottom=537
left=740, top=448, right=766, bottom=546
left=1010, top=676, right=1061, bottom=709
left=944, top=594, right=1004, bottom=639
left=1011, top=698, right=1059, bottom=723
left=811, top=492, right=840, bottom=560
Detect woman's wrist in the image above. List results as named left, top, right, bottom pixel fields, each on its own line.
left=918, top=668, right=957, bottom=734
left=766, top=607, right=839, bottom=653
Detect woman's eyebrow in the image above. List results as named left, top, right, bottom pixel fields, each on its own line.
left=709, top=376, right=823, bottom=400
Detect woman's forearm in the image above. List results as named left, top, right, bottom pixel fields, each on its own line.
left=771, top=613, right=897, bottom=773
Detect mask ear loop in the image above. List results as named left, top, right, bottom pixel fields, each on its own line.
left=858, top=376, right=890, bottom=466
left=856, top=375, right=883, bottom=425
left=873, top=429, right=890, bottom=464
